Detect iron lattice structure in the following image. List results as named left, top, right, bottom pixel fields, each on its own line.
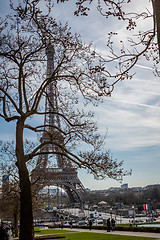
left=34, top=44, right=86, bottom=204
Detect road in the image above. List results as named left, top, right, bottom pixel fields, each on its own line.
left=58, top=207, right=160, bottom=225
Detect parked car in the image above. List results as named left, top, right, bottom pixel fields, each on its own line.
left=78, top=221, right=86, bottom=225
left=97, top=219, right=103, bottom=225
left=146, top=218, right=156, bottom=222
left=135, top=219, right=143, bottom=223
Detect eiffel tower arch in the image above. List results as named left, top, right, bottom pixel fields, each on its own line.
left=32, top=43, right=86, bottom=204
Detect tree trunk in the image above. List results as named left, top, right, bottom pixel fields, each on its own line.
left=16, top=118, right=34, bottom=240
left=154, top=0, right=160, bottom=57
left=19, top=162, right=34, bottom=240
left=13, top=208, right=19, bottom=237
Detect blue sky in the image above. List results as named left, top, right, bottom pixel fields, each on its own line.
left=0, top=0, right=160, bottom=190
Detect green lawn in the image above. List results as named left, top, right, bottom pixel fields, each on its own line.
left=60, top=232, right=156, bottom=240
left=34, top=228, right=157, bottom=240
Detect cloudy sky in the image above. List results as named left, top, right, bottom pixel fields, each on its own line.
left=0, top=0, right=160, bottom=190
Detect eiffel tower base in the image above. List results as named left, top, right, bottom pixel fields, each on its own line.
left=32, top=167, right=86, bottom=205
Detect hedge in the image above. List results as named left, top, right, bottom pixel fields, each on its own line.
left=35, top=235, right=65, bottom=239
left=60, top=225, right=160, bottom=233
left=42, top=224, right=160, bottom=233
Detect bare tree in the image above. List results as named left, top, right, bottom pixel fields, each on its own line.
left=0, top=142, right=20, bottom=237
left=0, top=141, right=42, bottom=237
left=0, top=183, right=20, bottom=237
left=0, top=1, right=130, bottom=240
left=58, top=0, right=160, bottom=85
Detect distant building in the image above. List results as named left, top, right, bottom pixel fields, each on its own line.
left=85, top=188, right=91, bottom=192
left=39, top=188, right=59, bottom=196
left=121, top=183, right=128, bottom=189
left=144, top=184, right=160, bottom=190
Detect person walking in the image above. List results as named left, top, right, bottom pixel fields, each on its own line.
left=107, top=218, right=111, bottom=232
left=89, top=219, right=92, bottom=230
left=0, top=225, right=9, bottom=240
left=60, top=220, right=63, bottom=229
left=69, top=220, right=73, bottom=229
left=111, top=218, right=115, bottom=231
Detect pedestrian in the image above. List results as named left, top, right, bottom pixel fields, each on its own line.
left=89, top=219, right=92, bottom=230
left=0, top=225, right=9, bottom=240
left=60, top=220, right=63, bottom=229
left=11, top=225, right=14, bottom=236
left=7, top=227, right=13, bottom=240
left=107, top=218, right=111, bottom=232
left=69, top=220, right=73, bottom=229
left=111, top=218, right=115, bottom=231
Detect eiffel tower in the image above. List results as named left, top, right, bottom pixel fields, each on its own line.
left=33, top=44, right=86, bottom=204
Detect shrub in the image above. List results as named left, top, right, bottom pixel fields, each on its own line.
left=35, top=234, right=65, bottom=239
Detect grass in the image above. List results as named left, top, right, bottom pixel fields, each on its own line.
left=34, top=227, right=158, bottom=240
left=59, top=232, right=157, bottom=240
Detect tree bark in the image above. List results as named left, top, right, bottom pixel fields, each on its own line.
left=16, top=118, right=34, bottom=240
left=154, top=0, right=160, bottom=57
left=19, top=162, right=33, bottom=240
left=13, top=208, right=19, bottom=237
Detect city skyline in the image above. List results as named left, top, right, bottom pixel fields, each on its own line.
left=0, top=0, right=160, bottom=190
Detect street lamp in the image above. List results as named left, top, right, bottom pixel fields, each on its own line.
left=110, top=208, right=112, bottom=219
left=120, top=213, right=122, bottom=223
left=132, top=205, right=135, bottom=226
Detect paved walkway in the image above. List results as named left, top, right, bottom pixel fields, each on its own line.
left=61, top=228, right=160, bottom=239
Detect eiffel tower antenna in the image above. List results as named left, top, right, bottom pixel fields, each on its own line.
left=45, top=43, right=60, bottom=130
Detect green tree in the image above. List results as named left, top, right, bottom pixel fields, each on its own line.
left=0, top=1, right=130, bottom=240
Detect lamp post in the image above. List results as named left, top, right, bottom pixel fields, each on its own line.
left=120, top=213, right=122, bottom=223
left=110, top=208, right=112, bottom=220
left=132, top=205, right=135, bottom=226
left=48, top=186, right=50, bottom=211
